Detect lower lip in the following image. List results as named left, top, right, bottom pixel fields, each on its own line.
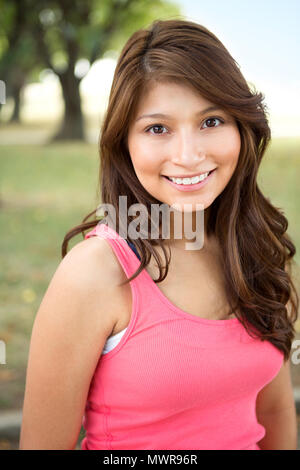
left=162, top=169, right=216, bottom=192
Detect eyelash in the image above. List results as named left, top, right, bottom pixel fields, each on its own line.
left=144, top=116, right=225, bottom=136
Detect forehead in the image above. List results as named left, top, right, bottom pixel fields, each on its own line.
left=135, top=81, right=216, bottom=115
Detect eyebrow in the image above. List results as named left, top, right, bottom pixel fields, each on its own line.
left=135, top=105, right=224, bottom=122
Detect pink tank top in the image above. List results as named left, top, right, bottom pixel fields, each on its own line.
left=80, top=222, right=284, bottom=450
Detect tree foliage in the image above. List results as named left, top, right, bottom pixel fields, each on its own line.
left=0, top=0, right=181, bottom=139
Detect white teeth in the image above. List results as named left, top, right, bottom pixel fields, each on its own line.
left=169, top=172, right=210, bottom=185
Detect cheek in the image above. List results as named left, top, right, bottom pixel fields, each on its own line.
left=129, top=141, right=162, bottom=174
left=215, top=128, right=241, bottom=168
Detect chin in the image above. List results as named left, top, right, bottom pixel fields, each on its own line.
left=167, top=202, right=206, bottom=213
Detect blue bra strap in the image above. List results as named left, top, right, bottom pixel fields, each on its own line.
left=125, top=240, right=141, bottom=261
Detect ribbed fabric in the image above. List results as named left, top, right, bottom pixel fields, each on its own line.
left=80, top=222, right=284, bottom=450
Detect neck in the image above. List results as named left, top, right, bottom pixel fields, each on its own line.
left=164, top=206, right=212, bottom=252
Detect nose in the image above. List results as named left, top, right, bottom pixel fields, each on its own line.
left=171, top=128, right=206, bottom=165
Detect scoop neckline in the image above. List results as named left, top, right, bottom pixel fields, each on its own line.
left=140, top=267, right=240, bottom=326
left=97, top=222, right=241, bottom=326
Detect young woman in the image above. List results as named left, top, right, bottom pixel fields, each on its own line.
left=19, top=19, right=299, bottom=450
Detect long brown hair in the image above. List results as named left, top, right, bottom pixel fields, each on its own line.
left=62, top=19, right=299, bottom=362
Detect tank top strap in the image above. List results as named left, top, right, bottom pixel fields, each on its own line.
left=84, top=222, right=143, bottom=282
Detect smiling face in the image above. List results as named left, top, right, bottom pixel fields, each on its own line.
left=127, top=81, right=241, bottom=215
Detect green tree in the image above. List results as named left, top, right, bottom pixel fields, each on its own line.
left=0, top=0, right=41, bottom=123
left=1, top=0, right=182, bottom=140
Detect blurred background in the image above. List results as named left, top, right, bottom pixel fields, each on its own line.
left=0, top=0, right=299, bottom=450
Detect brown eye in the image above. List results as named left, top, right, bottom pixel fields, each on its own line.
left=145, top=124, right=167, bottom=135
left=202, top=117, right=223, bottom=129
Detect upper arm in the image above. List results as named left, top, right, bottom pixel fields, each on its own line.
left=256, top=357, right=295, bottom=416
left=19, top=237, right=120, bottom=450
left=256, top=262, right=297, bottom=416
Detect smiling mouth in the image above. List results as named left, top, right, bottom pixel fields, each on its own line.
left=162, top=169, right=215, bottom=184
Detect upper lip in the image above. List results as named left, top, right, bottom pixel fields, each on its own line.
left=163, top=169, right=215, bottom=178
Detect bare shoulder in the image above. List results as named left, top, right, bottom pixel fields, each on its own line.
left=58, top=235, right=129, bottom=330
left=65, top=235, right=127, bottom=285
left=29, top=234, right=128, bottom=356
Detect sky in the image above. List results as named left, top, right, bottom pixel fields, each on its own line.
left=13, top=0, right=300, bottom=139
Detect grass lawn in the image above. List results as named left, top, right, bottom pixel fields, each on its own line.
left=0, top=136, right=300, bottom=412
left=0, top=142, right=99, bottom=410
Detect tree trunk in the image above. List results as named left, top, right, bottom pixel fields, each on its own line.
left=53, top=70, right=85, bottom=141
left=9, top=83, right=22, bottom=123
